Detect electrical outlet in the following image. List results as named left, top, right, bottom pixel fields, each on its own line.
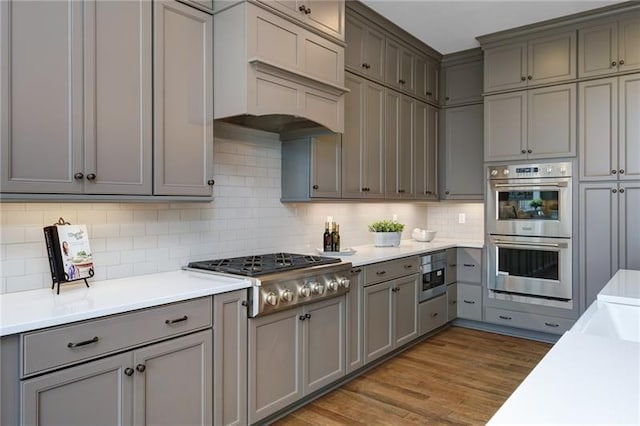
left=392, top=213, right=398, bottom=222
left=458, top=213, right=466, bottom=224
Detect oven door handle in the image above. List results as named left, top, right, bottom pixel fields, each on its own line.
left=493, top=240, right=568, bottom=249
left=492, top=182, right=568, bottom=189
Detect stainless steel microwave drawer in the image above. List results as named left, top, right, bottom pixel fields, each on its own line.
left=484, top=307, right=574, bottom=335
left=364, top=256, right=419, bottom=285
left=457, top=248, right=482, bottom=284
left=21, top=296, right=212, bottom=377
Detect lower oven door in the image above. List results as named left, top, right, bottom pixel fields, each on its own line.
left=488, top=235, right=572, bottom=300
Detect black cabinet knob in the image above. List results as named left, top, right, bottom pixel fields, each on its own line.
left=241, top=300, right=248, bottom=307
left=619, top=59, right=625, bottom=65
left=305, top=7, right=311, bottom=14
left=305, top=313, right=311, bottom=319
left=620, top=188, right=625, bottom=194
left=299, top=315, right=306, bottom=321
left=611, top=61, right=617, bottom=67
left=298, top=5, right=306, bottom=12
left=612, top=188, right=618, bottom=193
left=619, top=169, right=625, bottom=174
left=612, top=169, right=617, bottom=175
left=445, top=190, right=450, bottom=195
left=521, top=76, right=526, bottom=81
left=312, top=184, right=319, bottom=190
left=521, top=149, right=526, bottom=154
left=527, top=149, right=532, bottom=154
left=74, top=172, right=84, bottom=180
left=527, top=75, right=532, bottom=80
left=86, top=173, right=96, bottom=181
left=445, top=97, right=450, bottom=101
left=207, top=179, right=215, bottom=186
left=124, top=367, right=134, bottom=377
left=136, top=364, right=146, bottom=373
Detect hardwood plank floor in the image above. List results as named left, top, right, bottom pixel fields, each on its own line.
left=275, top=326, right=552, bottom=426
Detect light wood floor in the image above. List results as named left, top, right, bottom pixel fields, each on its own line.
left=275, top=326, right=551, bottom=426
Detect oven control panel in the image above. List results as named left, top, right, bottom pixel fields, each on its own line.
left=488, top=162, right=572, bottom=179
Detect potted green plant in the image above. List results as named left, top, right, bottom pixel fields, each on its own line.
left=368, top=220, right=405, bottom=247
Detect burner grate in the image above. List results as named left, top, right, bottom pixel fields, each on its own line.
left=188, top=252, right=341, bottom=276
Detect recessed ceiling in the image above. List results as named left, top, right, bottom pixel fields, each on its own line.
left=361, top=1, right=624, bottom=55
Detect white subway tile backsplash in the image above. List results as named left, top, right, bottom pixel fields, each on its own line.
left=1, top=259, right=25, bottom=277
left=106, top=264, right=133, bottom=280
left=106, top=237, right=133, bottom=252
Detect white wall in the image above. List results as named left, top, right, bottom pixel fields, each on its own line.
left=0, top=126, right=483, bottom=294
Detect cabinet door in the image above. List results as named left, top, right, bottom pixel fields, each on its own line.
left=414, top=101, right=438, bottom=200
left=618, top=17, right=640, bottom=73
left=133, top=330, right=212, bottom=426
left=580, top=183, right=619, bottom=308
left=385, top=38, right=401, bottom=90
left=154, top=1, right=213, bottom=196
left=248, top=308, right=303, bottom=424
left=446, top=283, right=457, bottom=322
left=578, top=22, right=618, bottom=78
left=527, top=83, right=576, bottom=159
left=363, top=281, right=394, bottom=364
left=579, top=77, right=618, bottom=181
left=484, top=91, right=527, bottom=161
left=484, top=42, right=527, bottom=93
left=305, top=0, right=345, bottom=41
left=418, top=294, right=447, bottom=335
left=346, top=268, right=364, bottom=373
left=83, top=0, right=152, bottom=195
left=415, top=55, right=427, bottom=101
left=214, top=290, right=248, bottom=426
left=457, top=248, right=482, bottom=284
left=456, top=283, right=482, bottom=321
left=527, top=30, right=576, bottom=86
left=619, top=183, right=640, bottom=271
left=342, top=72, right=366, bottom=198
left=400, top=48, right=415, bottom=94
left=619, top=73, right=640, bottom=180
left=444, top=104, right=483, bottom=199
left=426, top=56, right=440, bottom=103
left=443, top=60, right=483, bottom=106
left=303, top=296, right=346, bottom=394
left=393, top=275, right=419, bottom=347
left=385, top=91, right=413, bottom=199
left=364, top=25, right=385, bottom=82
left=363, top=80, right=386, bottom=199
left=21, top=352, right=132, bottom=426
left=345, top=14, right=365, bottom=73
left=311, top=134, right=341, bottom=198
left=1, top=0, right=83, bottom=193
left=399, top=96, right=415, bottom=198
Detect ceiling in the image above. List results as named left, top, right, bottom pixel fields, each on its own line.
left=361, top=0, right=624, bottom=54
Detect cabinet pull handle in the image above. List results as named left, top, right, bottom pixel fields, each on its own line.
left=431, top=312, right=438, bottom=318
left=449, top=263, right=457, bottom=267
left=620, top=188, right=625, bottom=194
left=351, top=268, right=363, bottom=274
left=124, top=367, right=134, bottom=377
left=527, top=75, right=532, bottom=80
left=86, top=173, right=96, bottom=181
left=165, top=315, right=188, bottom=325
left=545, top=322, right=560, bottom=328
left=499, top=315, right=512, bottom=320
left=399, top=79, right=406, bottom=85
left=426, top=91, right=432, bottom=96
left=463, top=263, right=475, bottom=268
left=404, top=264, right=413, bottom=269
left=207, top=179, right=215, bottom=186
left=74, top=172, right=84, bottom=180
left=425, top=190, right=432, bottom=195
left=521, top=76, right=526, bottom=81
left=612, top=188, right=618, bottom=194
left=305, top=313, right=311, bottom=319
left=136, top=364, right=146, bottom=373
left=463, top=300, right=475, bottom=304
left=619, top=59, right=625, bottom=65
left=299, top=315, right=306, bottom=321
left=376, top=270, right=387, bottom=276
left=445, top=96, right=450, bottom=101
left=398, top=189, right=405, bottom=193
left=611, top=61, right=617, bottom=67
left=67, top=336, right=99, bottom=349
left=451, top=300, right=457, bottom=305
left=619, top=169, right=625, bottom=174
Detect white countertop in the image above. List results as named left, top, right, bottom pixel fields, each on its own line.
left=338, top=238, right=484, bottom=267
left=597, top=269, right=640, bottom=306
left=0, top=271, right=252, bottom=336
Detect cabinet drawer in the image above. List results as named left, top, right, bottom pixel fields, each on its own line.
left=457, top=248, right=482, bottom=284
left=457, top=283, right=482, bottom=321
left=364, top=256, right=419, bottom=285
left=418, top=294, right=447, bottom=336
left=485, top=307, right=574, bottom=335
left=21, top=297, right=212, bottom=377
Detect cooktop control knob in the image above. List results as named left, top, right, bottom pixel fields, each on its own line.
left=312, top=282, right=325, bottom=295
left=299, top=285, right=311, bottom=298
left=339, top=278, right=350, bottom=289
left=490, top=169, right=498, bottom=177
left=265, top=292, right=278, bottom=306
left=280, top=289, right=294, bottom=303
left=545, top=167, right=553, bottom=174
left=502, top=169, right=510, bottom=176
left=327, top=280, right=338, bottom=291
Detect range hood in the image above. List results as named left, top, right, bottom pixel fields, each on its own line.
left=213, top=1, right=348, bottom=134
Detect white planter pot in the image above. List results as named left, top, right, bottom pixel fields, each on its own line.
left=373, top=232, right=401, bottom=247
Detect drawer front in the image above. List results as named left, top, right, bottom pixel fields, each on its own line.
left=457, top=248, right=482, bottom=284
left=457, top=283, right=482, bottom=321
left=485, top=307, right=574, bottom=335
left=364, top=256, right=419, bottom=285
left=446, top=283, right=457, bottom=322
left=22, top=297, right=212, bottom=377
left=418, top=294, right=447, bottom=336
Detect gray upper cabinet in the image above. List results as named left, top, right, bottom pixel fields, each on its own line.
left=443, top=104, right=483, bottom=200
left=154, top=0, right=213, bottom=196
left=342, top=72, right=385, bottom=199
left=484, top=83, right=576, bottom=161
left=484, top=31, right=576, bottom=93
left=1, top=0, right=152, bottom=195
left=258, top=0, right=345, bottom=41
left=385, top=90, right=414, bottom=199
left=415, top=54, right=440, bottom=103
left=345, top=13, right=385, bottom=82
left=577, top=75, right=640, bottom=182
left=385, top=38, right=415, bottom=95
left=578, top=17, right=640, bottom=78
left=414, top=101, right=438, bottom=200
left=281, top=134, right=341, bottom=201
left=443, top=59, right=483, bottom=106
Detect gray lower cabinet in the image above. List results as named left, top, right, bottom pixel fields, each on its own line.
left=455, top=248, right=483, bottom=321
left=579, top=74, right=640, bottom=181
left=484, top=83, right=576, bottom=162
left=385, top=89, right=414, bottom=199
left=281, top=134, right=341, bottom=201
left=346, top=267, right=364, bottom=373
left=249, top=296, right=345, bottom=423
left=579, top=182, right=640, bottom=308
left=414, top=101, right=439, bottom=200
left=484, top=307, right=573, bottom=335
left=456, top=283, right=482, bottom=321
left=442, top=104, right=483, bottom=200
left=153, top=0, right=214, bottom=196
left=1, top=0, right=152, bottom=195
left=446, top=283, right=457, bottom=322
left=418, top=294, right=447, bottom=336
left=214, top=290, right=248, bottom=426
left=21, top=330, right=212, bottom=426
left=363, top=274, right=418, bottom=364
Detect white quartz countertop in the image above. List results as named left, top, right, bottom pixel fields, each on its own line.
left=336, top=238, right=484, bottom=267
left=0, top=271, right=252, bottom=336
left=597, top=269, right=640, bottom=306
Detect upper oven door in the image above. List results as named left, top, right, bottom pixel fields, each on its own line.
left=487, top=177, right=572, bottom=237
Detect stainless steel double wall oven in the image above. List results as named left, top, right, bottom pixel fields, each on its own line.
left=486, top=162, right=573, bottom=307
